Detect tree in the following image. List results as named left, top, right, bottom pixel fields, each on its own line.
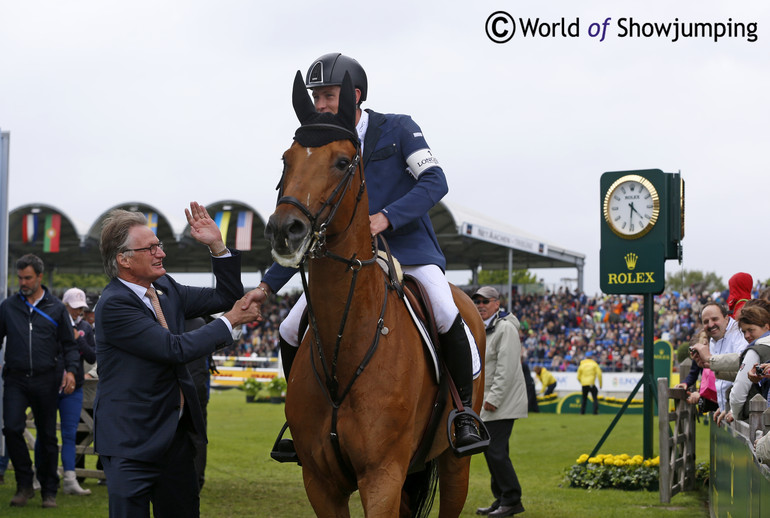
left=475, top=268, right=539, bottom=286
left=53, top=273, right=110, bottom=292
left=665, top=269, right=724, bottom=294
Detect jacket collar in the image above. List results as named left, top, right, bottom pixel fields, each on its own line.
left=362, top=109, right=385, bottom=166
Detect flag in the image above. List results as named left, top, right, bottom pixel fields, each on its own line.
left=145, top=212, right=158, bottom=235
left=22, top=213, right=38, bottom=243
left=214, top=211, right=231, bottom=242
left=235, top=211, right=253, bottom=250
left=43, top=214, right=61, bottom=253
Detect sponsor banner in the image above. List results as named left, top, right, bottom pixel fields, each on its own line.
left=532, top=372, right=650, bottom=395
left=462, top=222, right=548, bottom=256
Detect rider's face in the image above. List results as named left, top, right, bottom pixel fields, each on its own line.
left=311, top=86, right=361, bottom=114
left=312, top=86, right=341, bottom=114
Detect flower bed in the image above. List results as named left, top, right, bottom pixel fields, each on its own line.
left=565, top=453, right=660, bottom=491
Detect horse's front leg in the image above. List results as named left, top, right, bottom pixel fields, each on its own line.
left=357, top=460, right=410, bottom=518
left=436, top=450, right=472, bottom=518
left=303, top=468, right=352, bottom=518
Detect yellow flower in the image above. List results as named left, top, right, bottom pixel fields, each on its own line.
left=588, top=457, right=600, bottom=464
left=577, top=454, right=589, bottom=464
left=604, top=457, right=615, bottom=466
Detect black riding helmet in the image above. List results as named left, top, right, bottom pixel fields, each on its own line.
left=305, top=53, right=368, bottom=103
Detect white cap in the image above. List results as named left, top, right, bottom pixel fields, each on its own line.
left=62, top=288, right=88, bottom=309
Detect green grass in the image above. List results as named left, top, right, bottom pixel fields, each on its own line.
left=0, top=389, right=710, bottom=517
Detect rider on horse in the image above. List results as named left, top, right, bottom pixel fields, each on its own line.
left=248, top=53, right=484, bottom=452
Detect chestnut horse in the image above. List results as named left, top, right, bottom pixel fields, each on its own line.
left=265, top=72, right=485, bottom=518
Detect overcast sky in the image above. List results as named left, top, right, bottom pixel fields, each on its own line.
left=1, top=0, right=768, bottom=295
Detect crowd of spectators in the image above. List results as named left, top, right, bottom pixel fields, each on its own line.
left=214, top=284, right=765, bottom=373
left=217, top=291, right=300, bottom=366
left=513, top=284, right=767, bottom=372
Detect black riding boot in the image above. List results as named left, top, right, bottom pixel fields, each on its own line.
left=439, top=314, right=483, bottom=449
left=271, top=337, right=300, bottom=464
left=280, top=337, right=297, bottom=379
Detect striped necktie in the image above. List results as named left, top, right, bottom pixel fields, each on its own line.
left=146, top=286, right=184, bottom=413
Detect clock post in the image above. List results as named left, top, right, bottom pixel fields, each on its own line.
left=596, top=169, right=684, bottom=460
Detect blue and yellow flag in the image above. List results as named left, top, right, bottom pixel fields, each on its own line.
left=214, top=211, right=231, bottom=241
left=145, top=212, right=158, bottom=235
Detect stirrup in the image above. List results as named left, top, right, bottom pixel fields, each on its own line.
left=446, top=407, right=490, bottom=457
left=270, top=422, right=301, bottom=465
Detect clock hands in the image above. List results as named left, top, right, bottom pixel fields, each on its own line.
left=629, top=202, right=646, bottom=228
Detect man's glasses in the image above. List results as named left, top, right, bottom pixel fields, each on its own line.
left=474, top=299, right=493, bottom=305
left=123, top=242, right=164, bottom=256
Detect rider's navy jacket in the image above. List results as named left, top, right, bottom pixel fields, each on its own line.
left=263, top=109, right=448, bottom=291
left=0, top=287, right=80, bottom=375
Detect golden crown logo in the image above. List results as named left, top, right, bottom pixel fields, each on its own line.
left=624, top=252, right=638, bottom=270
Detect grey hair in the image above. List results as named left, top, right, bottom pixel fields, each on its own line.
left=16, top=253, right=45, bottom=275
left=100, top=210, right=147, bottom=279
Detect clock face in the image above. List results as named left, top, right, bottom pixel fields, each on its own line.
left=603, top=175, right=660, bottom=239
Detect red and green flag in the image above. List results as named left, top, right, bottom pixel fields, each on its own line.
left=43, top=214, right=61, bottom=253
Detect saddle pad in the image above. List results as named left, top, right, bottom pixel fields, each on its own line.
left=401, top=289, right=482, bottom=382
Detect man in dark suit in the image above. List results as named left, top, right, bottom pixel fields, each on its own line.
left=94, top=202, right=260, bottom=518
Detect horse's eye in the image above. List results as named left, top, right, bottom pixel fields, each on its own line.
left=335, top=158, right=351, bottom=171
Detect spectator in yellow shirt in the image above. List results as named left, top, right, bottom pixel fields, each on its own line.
left=534, top=366, right=557, bottom=395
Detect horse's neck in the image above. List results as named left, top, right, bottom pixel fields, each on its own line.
left=306, top=223, right=385, bottom=338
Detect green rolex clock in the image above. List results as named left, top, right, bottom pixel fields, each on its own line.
left=603, top=174, right=660, bottom=239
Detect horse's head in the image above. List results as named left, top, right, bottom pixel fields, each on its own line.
left=265, top=71, right=366, bottom=268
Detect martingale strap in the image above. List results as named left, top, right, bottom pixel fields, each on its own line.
left=300, top=257, right=389, bottom=487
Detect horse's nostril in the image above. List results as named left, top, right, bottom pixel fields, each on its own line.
left=287, top=218, right=308, bottom=239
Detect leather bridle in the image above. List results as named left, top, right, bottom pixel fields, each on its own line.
left=274, top=125, right=365, bottom=259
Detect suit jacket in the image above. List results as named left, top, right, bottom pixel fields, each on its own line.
left=93, top=252, right=242, bottom=462
left=361, top=109, right=448, bottom=269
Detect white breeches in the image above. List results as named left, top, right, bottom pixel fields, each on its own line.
left=279, top=264, right=459, bottom=347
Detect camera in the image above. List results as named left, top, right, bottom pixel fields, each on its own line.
left=757, top=365, right=766, bottom=376
left=698, top=397, right=719, bottom=414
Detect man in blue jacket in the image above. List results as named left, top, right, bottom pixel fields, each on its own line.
left=249, top=53, right=483, bottom=453
left=1, top=254, right=79, bottom=508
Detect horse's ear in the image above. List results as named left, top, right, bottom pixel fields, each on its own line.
left=292, top=70, right=316, bottom=124
left=337, top=71, right=357, bottom=133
